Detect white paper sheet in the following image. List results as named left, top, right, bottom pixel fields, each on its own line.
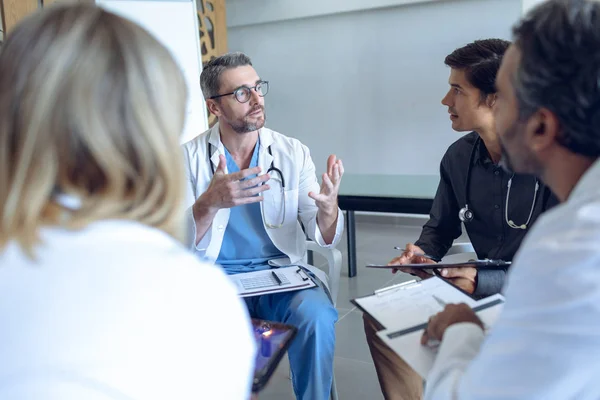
left=353, top=277, right=478, bottom=329
left=376, top=294, right=505, bottom=378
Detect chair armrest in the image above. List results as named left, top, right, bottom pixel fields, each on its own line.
left=306, top=241, right=342, bottom=305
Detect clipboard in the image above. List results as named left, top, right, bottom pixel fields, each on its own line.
left=376, top=294, right=505, bottom=378
left=366, top=259, right=511, bottom=270
left=229, top=267, right=316, bottom=298
left=351, top=276, right=479, bottom=330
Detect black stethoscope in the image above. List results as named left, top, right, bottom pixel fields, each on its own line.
left=208, top=141, right=286, bottom=228
left=459, top=137, right=539, bottom=230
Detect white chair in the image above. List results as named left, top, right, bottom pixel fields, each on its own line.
left=303, top=241, right=342, bottom=306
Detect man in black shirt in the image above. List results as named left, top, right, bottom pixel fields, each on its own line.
left=363, top=39, right=558, bottom=400
left=403, top=131, right=556, bottom=295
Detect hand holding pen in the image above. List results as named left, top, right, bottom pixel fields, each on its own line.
left=393, top=246, right=438, bottom=262
left=387, top=243, right=437, bottom=278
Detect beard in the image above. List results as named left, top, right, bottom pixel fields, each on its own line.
left=227, top=106, right=266, bottom=134
left=498, top=119, right=543, bottom=177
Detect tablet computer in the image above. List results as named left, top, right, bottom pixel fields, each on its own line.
left=251, top=318, right=298, bottom=393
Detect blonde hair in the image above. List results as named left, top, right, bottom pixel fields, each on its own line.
left=0, top=4, right=189, bottom=253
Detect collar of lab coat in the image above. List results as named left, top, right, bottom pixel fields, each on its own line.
left=207, top=122, right=276, bottom=179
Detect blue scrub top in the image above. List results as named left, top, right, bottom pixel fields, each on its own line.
left=216, top=139, right=285, bottom=274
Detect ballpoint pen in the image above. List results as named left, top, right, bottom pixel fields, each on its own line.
left=432, top=295, right=447, bottom=308
left=393, top=247, right=438, bottom=261
left=374, top=279, right=419, bottom=295
left=271, top=271, right=282, bottom=286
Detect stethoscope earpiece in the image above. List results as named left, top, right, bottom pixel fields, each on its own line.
left=507, top=220, right=527, bottom=230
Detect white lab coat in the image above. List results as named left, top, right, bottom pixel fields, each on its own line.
left=0, top=220, right=255, bottom=400
left=424, top=159, right=600, bottom=400
left=183, top=123, right=344, bottom=286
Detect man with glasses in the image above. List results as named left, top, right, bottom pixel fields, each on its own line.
left=183, top=52, right=344, bottom=400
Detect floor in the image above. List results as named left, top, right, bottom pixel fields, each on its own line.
left=259, top=214, right=469, bottom=400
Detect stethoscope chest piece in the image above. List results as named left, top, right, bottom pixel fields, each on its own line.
left=459, top=205, right=474, bottom=223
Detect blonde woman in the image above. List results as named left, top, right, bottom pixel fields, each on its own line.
left=0, top=4, right=254, bottom=399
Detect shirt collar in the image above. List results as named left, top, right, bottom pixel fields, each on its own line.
left=473, top=134, right=494, bottom=166
left=208, top=121, right=273, bottom=149
left=208, top=122, right=273, bottom=175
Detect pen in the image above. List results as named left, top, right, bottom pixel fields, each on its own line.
left=432, top=295, right=447, bottom=308
left=393, top=247, right=437, bottom=261
left=271, top=271, right=282, bottom=286
left=374, top=279, right=419, bottom=294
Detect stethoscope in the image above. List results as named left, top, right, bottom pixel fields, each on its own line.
left=459, top=137, right=539, bottom=230
left=208, top=141, right=286, bottom=228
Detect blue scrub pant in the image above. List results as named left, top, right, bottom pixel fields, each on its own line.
left=245, top=284, right=337, bottom=400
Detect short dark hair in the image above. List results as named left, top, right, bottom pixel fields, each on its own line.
left=445, top=39, right=511, bottom=100
left=200, top=52, right=252, bottom=99
left=513, top=0, right=600, bottom=157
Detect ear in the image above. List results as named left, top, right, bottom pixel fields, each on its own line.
left=486, top=93, right=497, bottom=108
left=206, top=99, right=223, bottom=117
left=526, top=108, right=559, bottom=152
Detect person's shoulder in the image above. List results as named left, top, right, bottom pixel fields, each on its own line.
left=263, top=127, right=308, bottom=156
left=518, top=195, right=600, bottom=268
left=440, top=132, right=477, bottom=168
left=94, top=222, right=246, bottom=305
left=506, top=197, right=600, bottom=315
left=445, top=132, right=477, bottom=157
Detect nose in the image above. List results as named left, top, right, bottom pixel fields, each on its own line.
left=249, top=87, right=262, bottom=105
left=441, top=90, right=452, bottom=107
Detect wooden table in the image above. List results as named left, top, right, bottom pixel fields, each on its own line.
left=338, top=174, right=439, bottom=277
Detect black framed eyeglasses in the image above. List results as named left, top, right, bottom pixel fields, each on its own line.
left=209, top=80, right=269, bottom=103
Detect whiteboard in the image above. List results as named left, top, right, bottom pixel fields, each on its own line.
left=96, top=0, right=208, bottom=144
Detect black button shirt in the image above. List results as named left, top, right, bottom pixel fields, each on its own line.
left=414, top=132, right=559, bottom=296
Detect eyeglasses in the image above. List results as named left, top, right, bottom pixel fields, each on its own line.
left=209, top=80, right=269, bottom=103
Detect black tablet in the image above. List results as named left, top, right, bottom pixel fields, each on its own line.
left=251, top=319, right=298, bottom=393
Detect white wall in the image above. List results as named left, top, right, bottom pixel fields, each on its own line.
left=522, top=0, right=547, bottom=13
left=226, top=0, right=522, bottom=176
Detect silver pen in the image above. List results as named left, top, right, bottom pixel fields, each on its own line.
left=394, top=247, right=438, bottom=261
left=374, top=279, right=419, bottom=295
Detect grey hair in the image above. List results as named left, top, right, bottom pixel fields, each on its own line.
left=512, top=0, right=600, bottom=157
left=200, top=52, right=252, bottom=99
